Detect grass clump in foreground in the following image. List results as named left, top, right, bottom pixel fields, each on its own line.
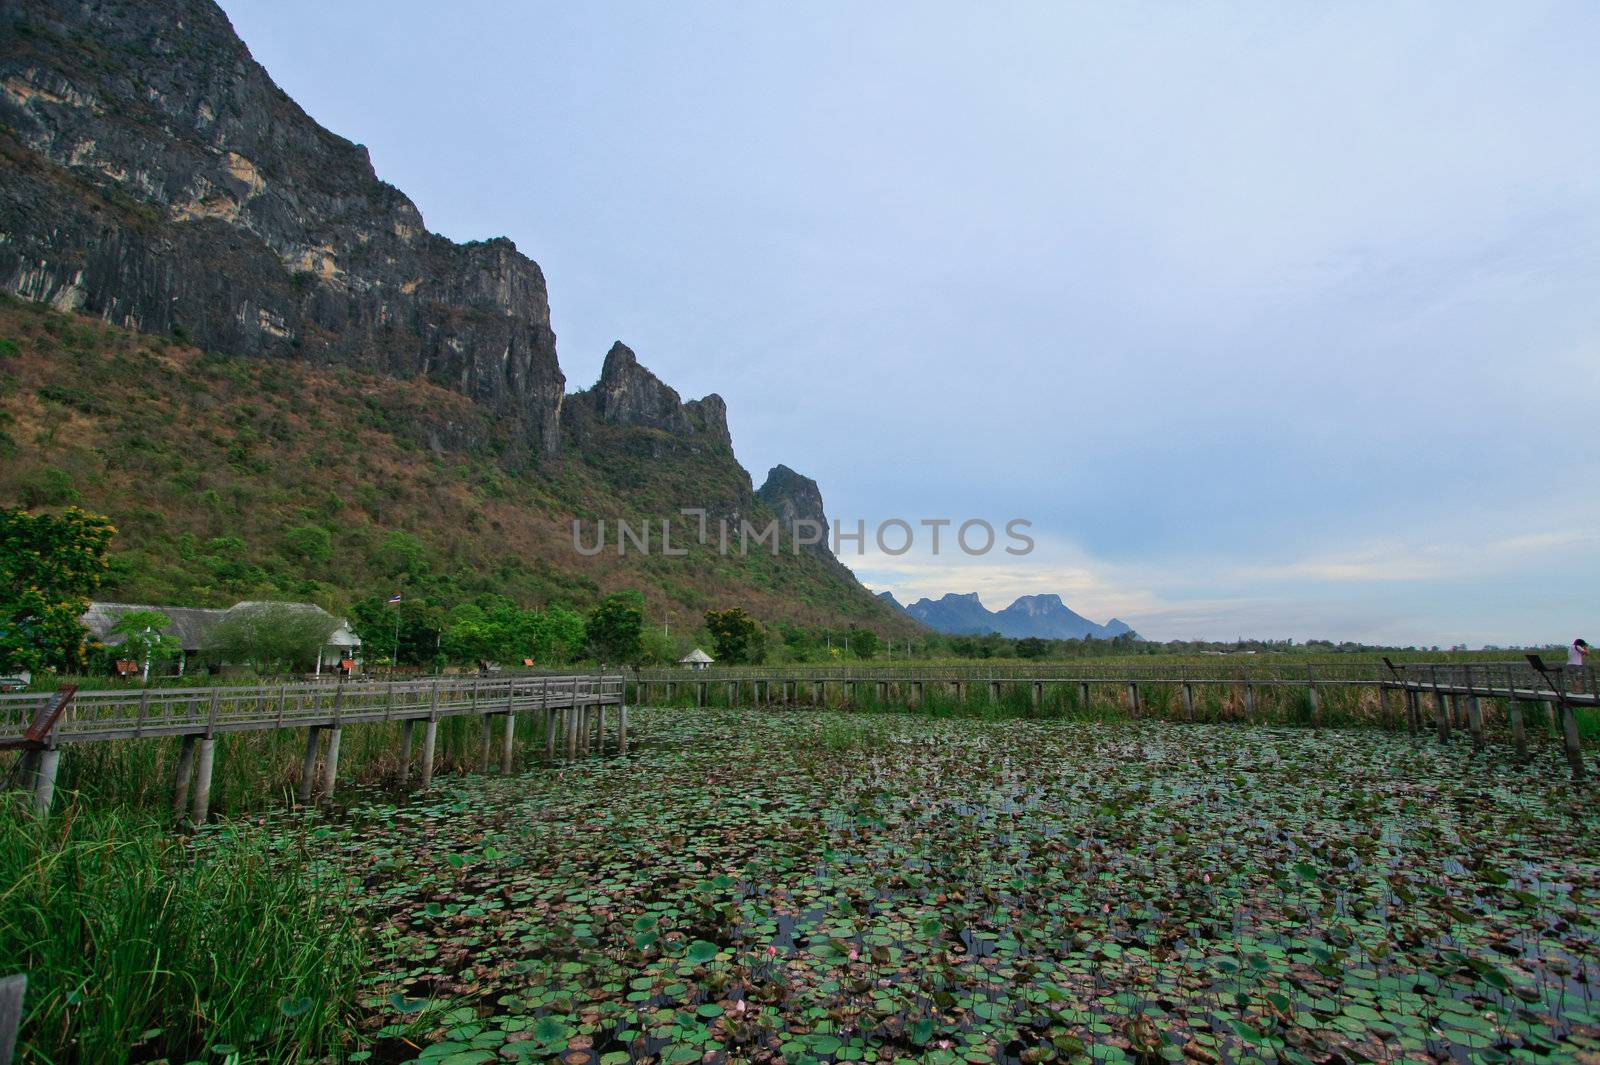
left=0, top=803, right=365, bottom=1063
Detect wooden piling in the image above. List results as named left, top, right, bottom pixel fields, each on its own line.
left=1032, top=682, right=1043, bottom=712
left=399, top=719, right=415, bottom=785
left=1079, top=681, right=1090, bottom=709
left=1467, top=695, right=1484, bottom=750
left=0, top=973, right=24, bottom=1065
left=173, top=734, right=197, bottom=822
left=618, top=703, right=628, bottom=754
left=988, top=680, right=1001, bottom=704
left=297, top=726, right=322, bottom=805
left=501, top=712, right=516, bottom=773
left=420, top=719, right=438, bottom=787
left=566, top=705, right=579, bottom=760
left=1182, top=683, right=1195, bottom=722
left=31, top=748, right=59, bottom=816
left=478, top=714, right=493, bottom=771
left=1433, top=689, right=1452, bottom=744
left=1126, top=682, right=1139, bottom=716
left=191, top=737, right=215, bottom=823
left=320, top=727, right=342, bottom=802
left=1504, top=667, right=1527, bottom=759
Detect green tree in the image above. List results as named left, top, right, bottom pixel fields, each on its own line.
left=586, top=592, right=644, bottom=665
left=0, top=506, right=116, bottom=672
left=705, top=607, right=765, bottom=664
left=205, top=602, right=338, bottom=674
left=530, top=605, right=587, bottom=666
left=350, top=596, right=443, bottom=668
left=1015, top=637, right=1051, bottom=659
left=282, top=525, right=333, bottom=564
left=377, top=531, right=431, bottom=579
left=848, top=627, right=880, bottom=659
left=109, top=609, right=180, bottom=682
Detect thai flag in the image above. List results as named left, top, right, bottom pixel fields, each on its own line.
left=388, top=593, right=402, bottom=604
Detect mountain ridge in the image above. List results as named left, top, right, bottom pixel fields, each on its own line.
left=885, top=591, right=1134, bottom=640
left=0, top=0, right=914, bottom=635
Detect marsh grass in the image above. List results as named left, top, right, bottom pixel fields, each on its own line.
left=0, top=804, right=364, bottom=1063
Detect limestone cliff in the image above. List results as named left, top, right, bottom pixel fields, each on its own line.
left=0, top=0, right=564, bottom=455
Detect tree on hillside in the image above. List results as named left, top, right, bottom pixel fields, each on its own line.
left=1015, top=637, right=1051, bottom=659
left=206, top=602, right=338, bottom=674
left=350, top=596, right=444, bottom=668
left=0, top=506, right=116, bottom=672
left=587, top=592, right=644, bottom=665
left=849, top=627, right=881, bottom=659
left=110, top=609, right=180, bottom=682
left=705, top=607, right=766, bottom=664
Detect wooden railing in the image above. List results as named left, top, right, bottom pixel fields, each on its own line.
left=2, top=673, right=627, bottom=819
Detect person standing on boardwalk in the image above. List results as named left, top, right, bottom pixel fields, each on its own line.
left=1570, top=638, right=1590, bottom=692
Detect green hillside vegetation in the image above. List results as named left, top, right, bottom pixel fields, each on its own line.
left=0, top=296, right=917, bottom=657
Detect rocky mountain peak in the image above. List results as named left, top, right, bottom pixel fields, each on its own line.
left=756, top=465, right=834, bottom=560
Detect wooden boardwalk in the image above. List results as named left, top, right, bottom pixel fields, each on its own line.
left=2, top=673, right=626, bottom=819
left=632, top=657, right=1597, bottom=777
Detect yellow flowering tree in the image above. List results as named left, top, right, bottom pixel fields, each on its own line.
left=1, top=506, right=116, bottom=672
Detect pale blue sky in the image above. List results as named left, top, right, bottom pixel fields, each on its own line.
left=220, top=1, right=1600, bottom=646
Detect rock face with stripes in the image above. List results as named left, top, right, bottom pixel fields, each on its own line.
left=0, top=0, right=564, bottom=457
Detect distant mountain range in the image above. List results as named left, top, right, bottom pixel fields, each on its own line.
left=878, top=592, right=1134, bottom=640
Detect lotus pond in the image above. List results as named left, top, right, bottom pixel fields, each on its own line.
left=307, top=708, right=1599, bottom=1065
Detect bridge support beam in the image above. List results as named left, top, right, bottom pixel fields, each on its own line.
left=1127, top=683, right=1140, bottom=716
left=1244, top=684, right=1255, bottom=720
left=173, top=734, right=197, bottom=822
left=1032, top=682, right=1043, bottom=712
left=988, top=681, right=1001, bottom=704
left=297, top=727, right=321, bottom=805
left=876, top=681, right=888, bottom=705
left=1433, top=690, right=1452, bottom=744
left=1079, top=681, right=1090, bottom=709
left=1405, top=690, right=1420, bottom=735
left=618, top=704, right=628, bottom=754
left=399, top=719, right=415, bottom=785
left=320, top=727, right=342, bottom=803
left=1508, top=698, right=1527, bottom=759
left=1307, top=685, right=1321, bottom=726
left=1559, top=704, right=1585, bottom=780
left=479, top=714, right=493, bottom=771
left=502, top=712, right=516, bottom=774
left=192, top=738, right=215, bottom=823
left=1182, top=684, right=1195, bottom=722
left=420, top=720, right=438, bottom=787
left=1467, top=695, right=1484, bottom=749
left=31, top=747, right=60, bottom=816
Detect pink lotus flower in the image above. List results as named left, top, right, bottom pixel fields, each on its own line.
left=766, top=946, right=777, bottom=956
left=848, top=947, right=860, bottom=961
